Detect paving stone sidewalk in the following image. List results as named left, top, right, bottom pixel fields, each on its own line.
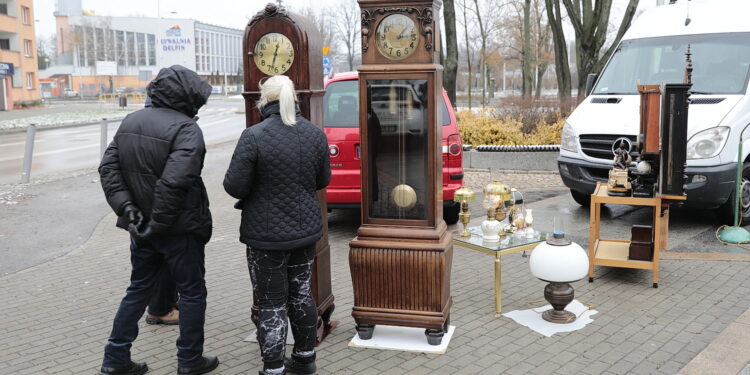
left=2, top=143, right=750, bottom=374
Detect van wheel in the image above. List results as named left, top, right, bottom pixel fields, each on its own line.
left=444, top=201, right=460, bottom=225
left=570, top=189, right=592, bottom=207
left=717, top=162, right=750, bottom=226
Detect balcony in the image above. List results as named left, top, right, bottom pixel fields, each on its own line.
left=0, top=48, right=21, bottom=65
left=0, top=14, right=16, bottom=32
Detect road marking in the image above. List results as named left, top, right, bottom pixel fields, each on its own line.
left=0, top=143, right=98, bottom=162
left=0, top=139, right=47, bottom=148
left=200, top=117, right=242, bottom=129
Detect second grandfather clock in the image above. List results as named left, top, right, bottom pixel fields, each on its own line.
left=350, top=0, right=452, bottom=345
left=243, top=3, right=336, bottom=343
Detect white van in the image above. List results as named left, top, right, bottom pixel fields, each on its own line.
left=558, top=0, right=750, bottom=222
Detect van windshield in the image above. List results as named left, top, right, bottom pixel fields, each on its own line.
left=594, top=32, right=750, bottom=95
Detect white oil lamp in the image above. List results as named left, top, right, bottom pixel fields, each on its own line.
left=529, top=218, right=589, bottom=323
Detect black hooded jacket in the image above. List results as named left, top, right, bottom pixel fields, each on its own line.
left=223, top=101, right=331, bottom=250
left=99, top=65, right=213, bottom=243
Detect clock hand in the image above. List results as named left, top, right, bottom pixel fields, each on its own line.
left=271, top=44, right=280, bottom=68
left=397, top=26, right=408, bottom=40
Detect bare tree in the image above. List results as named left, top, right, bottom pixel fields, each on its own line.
left=562, top=0, right=639, bottom=100
left=37, top=35, right=56, bottom=70
left=470, top=0, right=502, bottom=108
left=458, top=0, right=474, bottom=109
left=521, top=0, right=532, bottom=97
left=443, top=0, right=459, bottom=107
left=333, top=0, right=361, bottom=71
left=297, top=6, right=339, bottom=71
left=532, top=0, right=553, bottom=98
left=545, top=0, right=572, bottom=104
left=471, top=0, right=487, bottom=107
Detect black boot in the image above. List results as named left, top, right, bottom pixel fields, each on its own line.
left=284, top=352, right=317, bottom=375
left=177, top=355, right=219, bottom=375
left=99, top=361, right=148, bottom=375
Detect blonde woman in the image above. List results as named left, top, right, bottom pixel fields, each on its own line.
left=224, top=75, right=330, bottom=375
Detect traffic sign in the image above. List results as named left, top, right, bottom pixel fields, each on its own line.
left=322, top=56, right=332, bottom=77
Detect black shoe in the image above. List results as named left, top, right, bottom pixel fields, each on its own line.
left=177, top=355, right=219, bottom=375
left=258, top=371, right=287, bottom=375
left=284, top=352, right=317, bottom=375
left=99, top=361, right=148, bottom=375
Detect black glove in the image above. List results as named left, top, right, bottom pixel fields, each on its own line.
left=128, top=221, right=161, bottom=241
left=122, top=202, right=144, bottom=229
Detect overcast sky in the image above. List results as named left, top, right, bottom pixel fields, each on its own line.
left=33, top=0, right=342, bottom=37
left=34, top=0, right=657, bottom=39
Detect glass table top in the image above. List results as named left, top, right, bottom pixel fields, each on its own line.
left=452, top=226, right=548, bottom=252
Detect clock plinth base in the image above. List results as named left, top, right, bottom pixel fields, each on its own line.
left=349, top=223, right=453, bottom=345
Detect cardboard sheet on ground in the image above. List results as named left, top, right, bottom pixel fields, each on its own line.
left=348, top=325, right=456, bottom=354
left=502, top=300, right=597, bottom=337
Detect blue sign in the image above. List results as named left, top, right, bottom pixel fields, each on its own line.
left=0, top=62, right=13, bottom=76
left=322, top=56, right=332, bottom=77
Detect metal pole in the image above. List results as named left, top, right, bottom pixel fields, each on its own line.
left=100, top=118, right=108, bottom=158
left=20, top=124, right=36, bottom=184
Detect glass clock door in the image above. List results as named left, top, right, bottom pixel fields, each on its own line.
left=366, top=79, right=429, bottom=220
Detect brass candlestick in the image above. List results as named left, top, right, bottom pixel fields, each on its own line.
left=454, top=187, right=475, bottom=237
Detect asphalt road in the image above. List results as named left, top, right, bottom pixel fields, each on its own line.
left=0, top=98, right=246, bottom=185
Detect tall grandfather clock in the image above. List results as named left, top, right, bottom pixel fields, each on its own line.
left=243, top=3, right=336, bottom=343
left=350, top=0, right=452, bottom=345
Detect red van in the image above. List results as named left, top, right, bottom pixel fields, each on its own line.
left=323, top=72, right=464, bottom=224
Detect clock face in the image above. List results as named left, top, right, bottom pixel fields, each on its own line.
left=375, top=14, right=420, bottom=61
left=254, top=32, right=294, bottom=75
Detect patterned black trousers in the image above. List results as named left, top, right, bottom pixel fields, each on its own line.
left=247, top=244, right=317, bottom=369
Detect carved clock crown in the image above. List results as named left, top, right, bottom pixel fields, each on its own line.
left=247, top=3, right=295, bottom=29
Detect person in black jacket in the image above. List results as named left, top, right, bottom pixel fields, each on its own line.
left=224, top=75, right=331, bottom=375
left=141, top=89, right=180, bottom=327
left=98, top=65, right=218, bottom=375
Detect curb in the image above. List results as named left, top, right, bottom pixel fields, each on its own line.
left=0, top=117, right=128, bottom=135
left=473, top=144, right=560, bottom=152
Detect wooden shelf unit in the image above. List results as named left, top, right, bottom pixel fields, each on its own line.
left=588, top=183, right=686, bottom=288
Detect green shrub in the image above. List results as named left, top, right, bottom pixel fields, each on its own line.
left=457, top=109, right=564, bottom=146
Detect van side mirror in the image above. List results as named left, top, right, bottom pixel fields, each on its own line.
left=585, top=73, right=599, bottom=97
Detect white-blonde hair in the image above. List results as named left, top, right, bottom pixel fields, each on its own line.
left=257, top=75, right=298, bottom=126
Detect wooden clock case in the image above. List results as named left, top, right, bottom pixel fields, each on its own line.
left=350, top=0, right=452, bottom=346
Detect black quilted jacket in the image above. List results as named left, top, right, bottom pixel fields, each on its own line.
left=223, top=101, right=331, bottom=250
left=99, top=65, right=213, bottom=243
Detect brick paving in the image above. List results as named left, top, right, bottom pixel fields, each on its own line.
left=2, top=143, right=750, bottom=374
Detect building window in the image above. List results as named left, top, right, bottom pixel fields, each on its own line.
left=21, top=6, right=29, bottom=25
left=0, top=4, right=8, bottom=15
left=116, top=30, right=126, bottom=65
left=147, top=34, right=155, bottom=66
left=106, top=30, right=115, bottom=61
left=24, top=40, right=31, bottom=57
left=137, top=33, right=146, bottom=65
left=95, top=28, right=105, bottom=61
left=127, top=32, right=136, bottom=66
left=26, top=72, right=34, bottom=89
left=0, top=38, right=9, bottom=50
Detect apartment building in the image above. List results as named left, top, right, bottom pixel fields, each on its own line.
left=0, top=0, right=40, bottom=110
